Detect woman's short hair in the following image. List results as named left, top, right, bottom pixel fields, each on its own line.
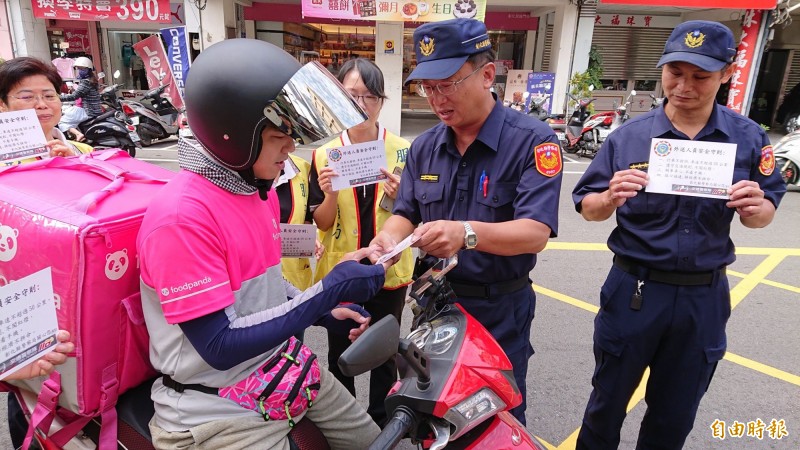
left=0, top=57, right=62, bottom=103
left=337, top=58, right=387, bottom=100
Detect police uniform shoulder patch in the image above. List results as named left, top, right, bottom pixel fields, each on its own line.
left=534, top=143, right=562, bottom=177
left=759, top=145, right=775, bottom=176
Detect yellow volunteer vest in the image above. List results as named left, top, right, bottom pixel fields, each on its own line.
left=280, top=155, right=314, bottom=291
left=312, top=127, right=413, bottom=289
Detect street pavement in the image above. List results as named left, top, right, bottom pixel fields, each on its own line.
left=1, top=116, right=797, bottom=449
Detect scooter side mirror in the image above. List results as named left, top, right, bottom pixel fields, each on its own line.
left=113, top=70, right=121, bottom=79
left=338, top=315, right=400, bottom=377
left=630, top=90, right=637, bottom=96
left=97, top=72, right=105, bottom=80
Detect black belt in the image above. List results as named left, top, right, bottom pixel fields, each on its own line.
left=447, top=276, right=530, bottom=299
left=613, top=256, right=723, bottom=286
left=162, top=374, right=217, bottom=395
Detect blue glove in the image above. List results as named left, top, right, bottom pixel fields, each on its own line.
left=316, top=304, right=371, bottom=336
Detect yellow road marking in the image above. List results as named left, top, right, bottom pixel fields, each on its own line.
left=535, top=436, right=557, bottom=450
left=533, top=243, right=798, bottom=449
left=724, top=352, right=800, bottom=387
left=533, top=284, right=598, bottom=314
left=729, top=254, right=786, bottom=309
left=728, top=269, right=800, bottom=294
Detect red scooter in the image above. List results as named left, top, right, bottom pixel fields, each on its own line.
left=340, top=256, right=546, bottom=449
left=562, top=94, right=614, bottom=159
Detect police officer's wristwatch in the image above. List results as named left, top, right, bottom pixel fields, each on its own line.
left=461, top=221, right=478, bottom=250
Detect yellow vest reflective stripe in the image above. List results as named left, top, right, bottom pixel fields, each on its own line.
left=280, top=155, right=314, bottom=291
left=313, top=129, right=413, bottom=289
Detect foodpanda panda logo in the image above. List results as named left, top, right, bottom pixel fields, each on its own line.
left=0, top=223, right=20, bottom=262
left=105, top=249, right=130, bottom=281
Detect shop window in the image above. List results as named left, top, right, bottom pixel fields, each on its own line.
left=600, top=79, right=629, bottom=91
left=634, top=80, right=657, bottom=91
left=107, top=31, right=162, bottom=91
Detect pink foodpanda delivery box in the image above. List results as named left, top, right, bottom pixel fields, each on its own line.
left=0, top=150, right=173, bottom=447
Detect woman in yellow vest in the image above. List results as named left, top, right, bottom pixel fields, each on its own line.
left=274, top=153, right=317, bottom=290
left=0, top=57, right=92, bottom=166
left=309, top=59, right=413, bottom=426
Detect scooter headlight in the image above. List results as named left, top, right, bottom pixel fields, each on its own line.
left=443, top=388, right=506, bottom=440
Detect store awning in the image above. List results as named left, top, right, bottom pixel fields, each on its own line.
left=600, top=0, right=777, bottom=9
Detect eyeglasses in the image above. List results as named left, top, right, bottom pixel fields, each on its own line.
left=416, top=63, right=488, bottom=98
left=9, top=92, right=61, bottom=105
left=350, top=93, right=382, bottom=106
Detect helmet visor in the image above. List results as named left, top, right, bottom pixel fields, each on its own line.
left=264, top=61, right=368, bottom=145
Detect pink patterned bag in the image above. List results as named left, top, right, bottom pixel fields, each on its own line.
left=219, top=336, right=321, bottom=427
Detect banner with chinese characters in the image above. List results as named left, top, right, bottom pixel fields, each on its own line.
left=599, top=0, right=775, bottom=8
left=31, top=0, right=171, bottom=23
left=301, top=0, right=486, bottom=23
left=727, top=9, right=762, bottom=113
left=526, top=72, right=555, bottom=114
left=593, top=14, right=680, bottom=29
left=63, top=28, right=90, bottom=53
left=133, top=35, right=184, bottom=110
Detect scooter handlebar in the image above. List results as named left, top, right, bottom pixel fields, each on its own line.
left=368, top=408, right=415, bottom=450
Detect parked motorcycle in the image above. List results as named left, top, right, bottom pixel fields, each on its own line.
left=596, top=90, right=637, bottom=147
left=774, top=129, right=800, bottom=187
left=563, top=94, right=608, bottom=158
left=649, top=93, right=664, bottom=110
left=776, top=82, right=800, bottom=135
left=119, top=84, right=180, bottom=146
left=64, top=83, right=141, bottom=158
left=12, top=256, right=547, bottom=450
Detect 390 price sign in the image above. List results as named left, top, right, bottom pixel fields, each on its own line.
left=32, top=0, right=171, bottom=23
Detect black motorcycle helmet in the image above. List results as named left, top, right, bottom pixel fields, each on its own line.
left=185, top=39, right=300, bottom=173
left=184, top=39, right=367, bottom=199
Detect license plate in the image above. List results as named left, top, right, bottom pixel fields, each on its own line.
left=556, top=132, right=566, bottom=142
left=129, top=131, right=141, bottom=142
left=129, top=116, right=139, bottom=126
left=179, top=128, right=193, bottom=138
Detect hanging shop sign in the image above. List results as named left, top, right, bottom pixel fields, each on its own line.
left=160, top=26, right=191, bottom=96
left=594, top=14, right=681, bottom=28
left=32, top=0, right=171, bottom=23
left=133, top=35, right=184, bottom=110
left=301, top=0, right=486, bottom=22
left=599, top=0, right=776, bottom=9
left=62, top=28, right=91, bottom=53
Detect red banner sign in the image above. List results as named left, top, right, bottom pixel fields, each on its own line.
left=32, top=0, right=171, bottom=23
left=133, top=35, right=184, bottom=111
left=727, top=9, right=762, bottom=113
left=63, top=28, right=90, bottom=53
left=599, top=0, right=776, bottom=8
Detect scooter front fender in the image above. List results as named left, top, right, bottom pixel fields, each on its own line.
left=455, top=412, right=546, bottom=450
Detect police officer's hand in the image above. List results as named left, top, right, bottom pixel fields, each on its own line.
left=727, top=180, right=766, bottom=218
left=380, top=167, right=401, bottom=199
left=317, top=166, right=339, bottom=196
left=606, top=169, right=649, bottom=207
left=413, top=220, right=462, bottom=258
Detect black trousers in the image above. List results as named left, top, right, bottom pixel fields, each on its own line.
left=7, top=394, right=26, bottom=449
left=326, top=286, right=406, bottom=427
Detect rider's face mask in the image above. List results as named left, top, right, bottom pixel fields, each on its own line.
left=77, top=68, right=91, bottom=79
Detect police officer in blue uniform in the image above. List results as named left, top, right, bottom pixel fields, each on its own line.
left=371, top=18, right=563, bottom=424
left=573, top=21, right=786, bottom=449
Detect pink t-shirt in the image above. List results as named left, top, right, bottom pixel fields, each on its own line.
left=138, top=170, right=282, bottom=324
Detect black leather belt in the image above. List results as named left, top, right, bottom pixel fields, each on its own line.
left=448, top=276, right=530, bottom=299
left=613, top=255, right=723, bottom=286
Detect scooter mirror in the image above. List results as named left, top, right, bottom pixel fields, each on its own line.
left=523, top=92, right=529, bottom=99
left=631, top=90, right=637, bottom=96
left=338, top=315, right=400, bottom=377
left=589, top=85, right=595, bottom=92
left=97, top=72, right=105, bottom=80
left=113, top=70, right=121, bottom=79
